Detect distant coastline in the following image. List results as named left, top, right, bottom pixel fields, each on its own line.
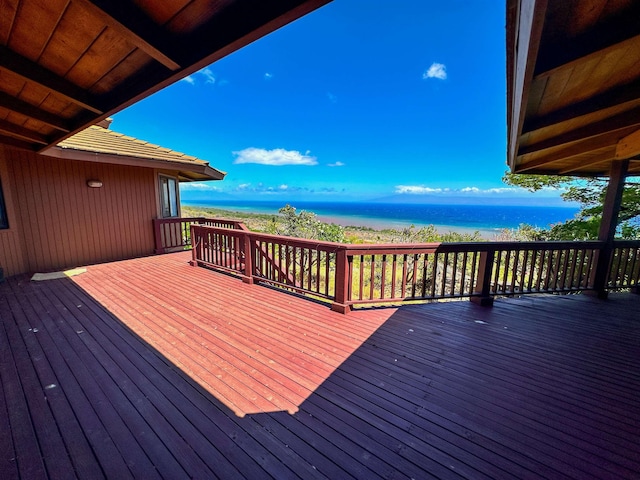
left=181, top=199, right=579, bottom=239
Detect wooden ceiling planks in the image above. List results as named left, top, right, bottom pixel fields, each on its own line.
left=508, top=0, right=640, bottom=176
left=7, top=0, right=69, bottom=60
left=134, top=0, right=192, bottom=27
left=166, top=0, right=231, bottom=34
left=0, top=0, right=331, bottom=152
left=0, top=0, right=20, bottom=46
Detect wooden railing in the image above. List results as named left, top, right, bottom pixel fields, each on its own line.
left=153, top=217, right=247, bottom=253
left=186, top=222, right=639, bottom=313
left=608, top=240, right=640, bottom=289
left=190, top=225, right=343, bottom=301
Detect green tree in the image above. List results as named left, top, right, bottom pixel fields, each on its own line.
left=267, top=204, right=346, bottom=243
left=503, top=173, right=640, bottom=240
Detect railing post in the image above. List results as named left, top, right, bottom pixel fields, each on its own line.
left=471, top=250, right=494, bottom=307
left=242, top=232, right=254, bottom=284
left=153, top=219, right=164, bottom=254
left=331, top=248, right=351, bottom=314
left=189, top=225, right=198, bottom=266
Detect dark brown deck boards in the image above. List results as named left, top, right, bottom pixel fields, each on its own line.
left=0, top=251, right=639, bottom=479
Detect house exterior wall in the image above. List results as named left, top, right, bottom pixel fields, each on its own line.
left=0, top=148, right=28, bottom=276
left=0, top=146, right=159, bottom=276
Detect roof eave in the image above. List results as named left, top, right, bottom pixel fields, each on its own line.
left=43, top=146, right=226, bottom=182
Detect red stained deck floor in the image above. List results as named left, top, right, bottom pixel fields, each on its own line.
left=1, top=251, right=639, bottom=479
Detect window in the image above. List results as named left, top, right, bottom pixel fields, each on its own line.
left=159, top=175, right=179, bottom=218
left=0, top=178, right=8, bottom=230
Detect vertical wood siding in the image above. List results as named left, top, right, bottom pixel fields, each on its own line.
left=0, top=149, right=27, bottom=276
left=4, top=147, right=159, bottom=275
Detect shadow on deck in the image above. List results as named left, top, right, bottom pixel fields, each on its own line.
left=1, top=252, right=639, bottom=479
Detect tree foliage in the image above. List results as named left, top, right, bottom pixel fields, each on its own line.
left=389, top=225, right=482, bottom=243
left=266, top=204, right=346, bottom=243
left=503, top=173, right=640, bottom=240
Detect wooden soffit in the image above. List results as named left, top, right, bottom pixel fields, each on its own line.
left=0, top=0, right=330, bottom=152
left=507, top=0, right=640, bottom=177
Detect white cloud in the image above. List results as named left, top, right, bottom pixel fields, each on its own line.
left=279, top=184, right=288, bottom=190
left=180, top=68, right=218, bottom=85
left=485, top=187, right=518, bottom=194
left=237, top=183, right=251, bottom=190
left=201, top=68, right=216, bottom=84
left=396, top=185, right=525, bottom=195
left=233, top=147, right=318, bottom=166
left=180, top=182, right=220, bottom=191
left=327, top=92, right=338, bottom=103
left=264, top=72, right=273, bottom=80
left=328, top=161, right=345, bottom=167
left=423, top=62, right=447, bottom=80
left=395, top=185, right=443, bottom=194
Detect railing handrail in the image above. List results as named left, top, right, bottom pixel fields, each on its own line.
left=153, top=216, right=248, bottom=253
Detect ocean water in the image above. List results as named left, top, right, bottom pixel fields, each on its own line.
left=183, top=199, right=579, bottom=234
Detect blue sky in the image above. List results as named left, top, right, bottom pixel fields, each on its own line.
left=112, top=1, right=567, bottom=206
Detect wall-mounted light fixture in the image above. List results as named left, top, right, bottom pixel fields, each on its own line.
left=87, top=180, right=103, bottom=188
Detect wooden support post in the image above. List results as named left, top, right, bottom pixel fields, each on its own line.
left=153, top=218, right=164, bottom=254
left=189, top=224, right=198, bottom=266
left=331, top=248, right=351, bottom=314
left=242, top=233, right=254, bottom=284
left=471, top=250, right=494, bottom=306
left=588, top=160, right=629, bottom=298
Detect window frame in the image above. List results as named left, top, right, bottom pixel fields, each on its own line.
left=159, top=174, right=179, bottom=218
left=0, top=178, right=8, bottom=230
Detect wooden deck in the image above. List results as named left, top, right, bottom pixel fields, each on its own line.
left=1, top=251, right=639, bottom=479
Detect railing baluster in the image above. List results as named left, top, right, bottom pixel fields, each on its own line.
left=369, top=255, right=376, bottom=300
left=450, top=252, right=458, bottom=296
left=629, top=248, right=640, bottom=287
left=402, top=254, right=408, bottom=298
left=469, top=251, right=478, bottom=295
left=430, top=254, right=438, bottom=299
left=492, top=250, right=502, bottom=294
left=359, top=255, right=365, bottom=300
left=421, top=254, right=429, bottom=298
left=380, top=254, right=387, bottom=300
left=391, top=254, right=397, bottom=299
left=458, top=252, right=467, bottom=296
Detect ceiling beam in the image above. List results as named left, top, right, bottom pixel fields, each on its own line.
left=0, top=46, right=103, bottom=114
left=518, top=108, right=640, bottom=156
left=74, top=0, right=180, bottom=71
left=615, top=128, right=640, bottom=160
left=0, top=119, right=48, bottom=145
left=0, top=91, right=70, bottom=132
left=522, top=78, right=640, bottom=135
left=558, top=156, right=613, bottom=175
left=534, top=4, right=640, bottom=77
left=0, top=133, right=38, bottom=151
left=515, top=131, right=628, bottom=173
left=506, top=0, right=548, bottom=170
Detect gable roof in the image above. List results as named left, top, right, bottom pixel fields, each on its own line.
left=0, top=0, right=330, bottom=153
left=44, top=124, right=225, bottom=182
left=507, top=0, right=640, bottom=177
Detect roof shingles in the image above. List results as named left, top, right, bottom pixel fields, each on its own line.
left=54, top=125, right=225, bottom=181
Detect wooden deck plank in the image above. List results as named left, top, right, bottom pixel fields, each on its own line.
left=1, top=292, right=79, bottom=480
left=52, top=273, right=317, bottom=480
left=0, top=251, right=639, bottom=479
left=2, top=289, right=106, bottom=480
left=0, top=310, right=47, bottom=480
left=35, top=281, right=219, bottom=479
left=6, top=279, right=153, bottom=480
